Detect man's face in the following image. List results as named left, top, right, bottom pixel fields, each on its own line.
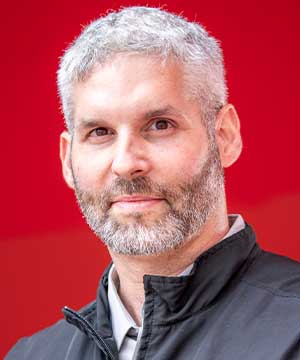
left=62, top=55, right=225, bottom=255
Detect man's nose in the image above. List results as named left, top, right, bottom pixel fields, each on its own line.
left=111, top=134, right=151, bottom=180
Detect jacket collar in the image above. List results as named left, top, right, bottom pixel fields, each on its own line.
left=95, top=223, right=259, bottom=332
left=107, top=214, right=246, bottom=349
left=142, top=224, right=260, bottom=325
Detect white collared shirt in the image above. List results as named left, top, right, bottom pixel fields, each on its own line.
left=108, top=214, right=245, bottom=359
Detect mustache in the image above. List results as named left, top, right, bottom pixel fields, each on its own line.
left=106, top=177, right=157, bottom=196
left=75, top=176, right=179, bottom=211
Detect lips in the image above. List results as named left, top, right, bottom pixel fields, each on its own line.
left=110, top=195, right=164, bottom=211
left=112, top=195, right=163, bottom=203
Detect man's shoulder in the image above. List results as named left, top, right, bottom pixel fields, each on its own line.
left=5, top=319, right=75, bottom=360
left=243, top=248, right=300, bottom=298
left=5, top=300, right=96, bottom=360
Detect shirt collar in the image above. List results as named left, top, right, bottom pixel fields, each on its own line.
left=108, top=214, right=245, bottom=349
left=227, top=214, right=245, bottom=238
left=108, top=265, right=139, bottom=350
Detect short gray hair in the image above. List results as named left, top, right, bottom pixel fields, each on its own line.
left=57, top=6, right=227, bottom=132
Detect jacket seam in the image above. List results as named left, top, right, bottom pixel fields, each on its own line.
left=241, top=278, right=300, bottom=300
left=240, top=250, right=300, bottom=300
left=139, top=293, right=155, bottom=360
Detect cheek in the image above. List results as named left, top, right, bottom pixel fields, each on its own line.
left=153, top=141, right=207, bottom=181
left=71, top=148, right=111, bottom=189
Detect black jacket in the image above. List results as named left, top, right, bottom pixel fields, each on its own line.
left=6, top=225, right=300, bottom=359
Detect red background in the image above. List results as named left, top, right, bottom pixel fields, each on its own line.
left=1, top=0, right=300, bottom=357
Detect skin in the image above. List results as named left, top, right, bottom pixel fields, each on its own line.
left=60, top=54, right=242, bottom=325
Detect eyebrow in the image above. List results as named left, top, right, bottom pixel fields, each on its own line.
left=76, top=105, right=184, bottom=131
left=144, top=105, right=184, bottom=119
left=76, top=119, right=106, bottom=132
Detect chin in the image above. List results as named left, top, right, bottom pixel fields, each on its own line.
left=112, top=209, right=165, bottom=225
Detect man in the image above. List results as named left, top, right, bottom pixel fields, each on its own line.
left=6, top=6, right=300, bottom=360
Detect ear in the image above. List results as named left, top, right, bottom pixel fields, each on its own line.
left=59, top=131, right=75, bottom=189
left=215, top=104, right=243, bottom=168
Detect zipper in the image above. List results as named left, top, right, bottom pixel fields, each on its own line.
left=63, top=306, right=116, bottom=360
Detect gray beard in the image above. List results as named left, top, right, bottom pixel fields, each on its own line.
left=72, top=145, right=224, bottom=255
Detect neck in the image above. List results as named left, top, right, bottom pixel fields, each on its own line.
left=109, top=207, right=229, bottom=326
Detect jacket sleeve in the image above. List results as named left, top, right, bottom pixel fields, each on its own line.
left=4, top=319, right=78, bottom=360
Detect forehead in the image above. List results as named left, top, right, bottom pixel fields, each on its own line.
left=72, top=54, right=197, bottom=125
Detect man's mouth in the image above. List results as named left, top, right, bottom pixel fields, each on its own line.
left=111, top=195, right=164, bottom=211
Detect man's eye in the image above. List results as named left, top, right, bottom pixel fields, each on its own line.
left=149, top=119, right=172, bottom=131
left=91, top=127, right=112, bottom=136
